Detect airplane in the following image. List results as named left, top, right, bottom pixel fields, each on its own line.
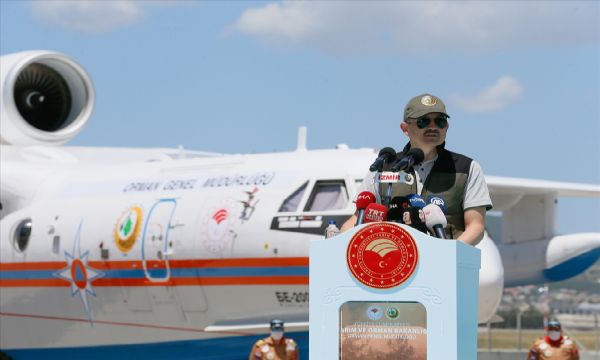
left=1, top=50, right=599, bottom=359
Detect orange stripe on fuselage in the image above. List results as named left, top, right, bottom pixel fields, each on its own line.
left=168, top=258, right=309, bottom=268
left=0, top=257, right=309, bottom=271
left=0, top=275, right=308, bottom=287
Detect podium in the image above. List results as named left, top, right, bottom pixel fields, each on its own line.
left=309, top=222, right=480, bottom=360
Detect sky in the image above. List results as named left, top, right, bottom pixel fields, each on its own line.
left=1, top=0, right=599, bottom=234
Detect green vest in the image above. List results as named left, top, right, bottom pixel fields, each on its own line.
left=379, top=143, right=472, bottom=239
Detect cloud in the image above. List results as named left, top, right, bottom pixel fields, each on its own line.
left=234, top=1, right=599, bottom=55
left=450, top=76, right=524, bottom=113
left=30, top=1, right=143, bottom=33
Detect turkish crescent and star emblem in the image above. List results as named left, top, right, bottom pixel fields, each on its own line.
left=347, top=222, right=418, bottom=289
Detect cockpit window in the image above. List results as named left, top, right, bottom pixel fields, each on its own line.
left=304, top=180, right=348, bottom=212
left=278, top=181, right=308, bottom=212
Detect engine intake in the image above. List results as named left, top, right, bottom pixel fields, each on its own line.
left=0, top=51, right=95, bottom=146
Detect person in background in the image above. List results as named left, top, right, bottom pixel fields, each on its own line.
left=249, top=319, right=298, bottom=360
left=526, top=319, right=579, bottom=360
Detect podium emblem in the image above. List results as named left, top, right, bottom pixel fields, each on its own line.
left=366, top=305, right=383, bottom=320
left=347, top=223, right=418, bottom=289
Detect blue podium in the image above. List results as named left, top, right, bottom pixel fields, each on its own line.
left=309, top=222, right=480, bottom=359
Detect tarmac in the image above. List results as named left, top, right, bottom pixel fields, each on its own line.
left=478, top=350, right=600, bottom=360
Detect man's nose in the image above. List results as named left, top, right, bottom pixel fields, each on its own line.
left=426, top=121, right=437, bottom=129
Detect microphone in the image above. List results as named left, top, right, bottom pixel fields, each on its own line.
left=401, top=206, right=428, bottom=234
left=425, top=195, right=448, bottom=213
left=423, top=204, right=448, bottom=239
left=369, top=147, right=397, bottom=172
left=363, top=203, right=388, bottom=223
left=407, top=194, right=427, bottom=209
left=387, top=196, right=410, bottom=223
left=355, top=191, right=376, bottom=225
left=390, top=148, right=424, bottom=172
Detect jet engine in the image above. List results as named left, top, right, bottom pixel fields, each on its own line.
left=0, top=51, right=95, bottom=146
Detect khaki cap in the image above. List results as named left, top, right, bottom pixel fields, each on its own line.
left=404, top=94, right=449, bottom=120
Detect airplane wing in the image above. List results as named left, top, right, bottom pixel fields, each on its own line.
left=485, top=175, right=599, bottom=238
left=486, top=175, right=600, bottom=286
left=487, top=175, right=600, bottom=197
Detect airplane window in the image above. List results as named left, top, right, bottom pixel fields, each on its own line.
left=13, top=218, right=32, bottom=252
left=52, top=235, right=60, bottom=255
left=304, top=180, right=348, bottom=212
left=278, top=181, right=308, bottom=212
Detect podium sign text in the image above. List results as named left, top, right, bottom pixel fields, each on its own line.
left=340, top=301, right=427, bottom=359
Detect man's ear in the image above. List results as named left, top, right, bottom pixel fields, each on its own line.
left=400, top=121, right=409, bottom=135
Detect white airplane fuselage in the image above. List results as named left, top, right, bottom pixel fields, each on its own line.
left=0, top=146, right=503, bottom=351
left=1, top=50, right=598, bottom=358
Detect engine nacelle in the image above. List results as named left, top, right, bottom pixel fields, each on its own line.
left=0, top=51, right=94, bottom=146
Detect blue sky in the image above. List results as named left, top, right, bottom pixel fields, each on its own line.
left=1, top=1, right=599, bottom=234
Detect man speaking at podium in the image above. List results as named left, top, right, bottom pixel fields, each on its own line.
left=342, top=93, right=492, bottom=245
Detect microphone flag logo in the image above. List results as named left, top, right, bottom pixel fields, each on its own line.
left=347, top=223, right=418, bottom=289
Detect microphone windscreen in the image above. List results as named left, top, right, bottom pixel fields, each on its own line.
left=387, top=207, right=403, bottom=223
left=388, top=196, right=409, bottom=223
left=389, top=196, right=410, bottom=211
left=402, top=206, right=428, bottom=234
left=363, top=203, right=388, bottom=223
left=378, top=147, right=397, bottom=160
left=426, top=195, right=448, bottom=213
left=406, top=148, right=424, bottom=164
left=370, top=147, right=398, bottom=172
left=407, top=194, right=427, bottom=209
left=356, top=191, right=376, bottom=210
left=423, top=204, right=448, bottom=230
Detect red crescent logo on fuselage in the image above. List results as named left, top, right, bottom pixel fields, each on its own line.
left=346, top=222, right=418, bottom=289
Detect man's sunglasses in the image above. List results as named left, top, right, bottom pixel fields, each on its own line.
left=406, top=115, right=448, bottom=129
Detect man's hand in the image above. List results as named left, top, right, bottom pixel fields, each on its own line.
left=340, top=215, right=357, bottom=233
